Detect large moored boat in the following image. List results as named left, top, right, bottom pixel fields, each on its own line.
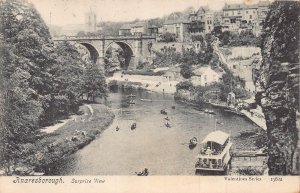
left=195, top=130, right=232, bottom=175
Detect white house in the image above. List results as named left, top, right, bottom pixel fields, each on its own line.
left=191, top=66, right=220, bottom=86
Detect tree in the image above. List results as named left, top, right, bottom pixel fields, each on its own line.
left=212, top=26, right=222, bottom=37
left=180, top=64, right=194, bottom=79
left=191, top=34, right=204, bottom=42
left=256, top=1, right=300, bottom=175
left=0, top=0, right=109, bottom=174
left=83, top=65, right=107, bottom=102
left=48, top=41, right=85, bottom=120
left=77, top=31, right=86, bottom=36
left=0, top=0, right=55, bottom=137
left=160, top=32, right=176, bottom=43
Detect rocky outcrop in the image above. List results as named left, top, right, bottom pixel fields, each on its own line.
left=255, top=1, right=300, bottom=175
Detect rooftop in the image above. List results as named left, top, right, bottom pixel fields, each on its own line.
left=196, top=6, right=209, bottom=14
left=223, top=3, right=246, bottom=10
left=193, top=66, right=218, bottom=76
left=201, top=130, right=229, bottom=145
left=164, top=19, right=190, bottom=25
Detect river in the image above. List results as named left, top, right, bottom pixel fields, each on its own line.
left=49, top=88, right=261, bottom=175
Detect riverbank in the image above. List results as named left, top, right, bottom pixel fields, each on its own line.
left=1, top=103, right=114, bottom=176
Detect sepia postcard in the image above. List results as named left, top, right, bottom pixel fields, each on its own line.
left=0, top=0, right=299, bottom=192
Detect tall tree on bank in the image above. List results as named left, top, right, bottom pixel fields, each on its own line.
left=0, top=0, right=108, bottom=174
left=0, top=0, right=54, bottom=140
left=255, top=1, right=300, bottom=175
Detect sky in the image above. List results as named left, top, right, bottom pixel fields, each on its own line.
left=28, top=0, right=264, bottom=26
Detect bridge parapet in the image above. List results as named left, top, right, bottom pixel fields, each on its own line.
left=53, top=35, right=156, bottom=41
left=53, top=35, right=104, bottom=41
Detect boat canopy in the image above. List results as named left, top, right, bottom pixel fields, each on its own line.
left=201, top=130, right=229, bottom=145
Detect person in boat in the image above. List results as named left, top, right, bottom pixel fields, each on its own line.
left=165, top=122, right=171, bottom=128
left=189, top=137, right=198, bottom=147
left=191, top=137, right=197, bottom=143
left=160, top=109, right=167, bottom=115
left=206, top=146, right=212, bottom=155
left=131, top=123, right=136, bottom=130
left=136, top=168, right=148, bottom=176
left=164, top=116, right=170, bottom=121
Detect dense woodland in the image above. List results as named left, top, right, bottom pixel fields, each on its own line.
left=0, top=0, right=107, bottom=171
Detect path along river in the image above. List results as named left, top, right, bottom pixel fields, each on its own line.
left=49, top=88, right=261, bottom=175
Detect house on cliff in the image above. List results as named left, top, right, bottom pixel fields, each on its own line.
left=191, top=66, right=220, bottom=86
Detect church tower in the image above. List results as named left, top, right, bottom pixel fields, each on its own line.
left=85, top=8, right=97, bottom=32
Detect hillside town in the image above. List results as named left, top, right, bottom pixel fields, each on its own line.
left=118, top=1, right=270, bottom=41
left=52, top=1, right=271, bottom=41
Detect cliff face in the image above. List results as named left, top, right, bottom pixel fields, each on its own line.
left=255, top=1, right=300, bottom=175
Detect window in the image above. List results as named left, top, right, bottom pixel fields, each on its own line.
left=250, top=15, right=252, bottom=19
left=246, top=11, right=248, bottom=14
left=176, top=27, right=180, bottom=36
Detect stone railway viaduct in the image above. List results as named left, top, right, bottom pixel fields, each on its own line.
left=53, top=34, right=156, bottom=70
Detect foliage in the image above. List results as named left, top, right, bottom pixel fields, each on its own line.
left=191, top=34, right=204, bottom=42
left=152, top=46, right=181, bottom=66
left=104, top=47, right=125, bottom=74
left=218, top=30, right=261, bottom=47
left=0, top=0, right=108, bottom=174
left=211, top=26, right=222, bottom=37
left=148, top=18, right=164, bottom=27
left=124, top=69, right=165, bottom=76
left=180, top=64, right=194, bottom=79
left=47, top=41, right=85, bottom=121
left=160, top=32, right=177, bottom=43
left=218, top=72, right=247, bottom=101
left=83, top=65, right=107, bottom=101
left=180, top=34, right=214, bottom=66
left=98, top=21, right=124, bottom=35
left=176, top=81, right=193, bottom=91
left=77, top=31, right=86, bottom=36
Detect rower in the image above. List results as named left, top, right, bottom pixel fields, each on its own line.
left=143, top=168, right=149, bottom=176
left=131, top=123, right=136, bottom=130
left=165, top=122, right=171, bottom=128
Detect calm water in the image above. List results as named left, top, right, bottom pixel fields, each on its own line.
left=49, top=88, right=260, bottom=175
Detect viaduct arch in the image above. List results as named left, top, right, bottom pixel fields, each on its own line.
left=53, top=35, right=156, bottom=70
